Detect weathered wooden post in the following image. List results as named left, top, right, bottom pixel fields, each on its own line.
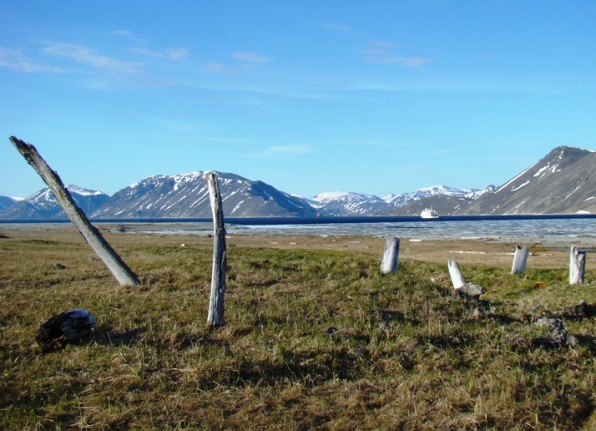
left=447, top=259, right=466, bottom=289
left=447, top=259, right=485, bottom=298
left=10, top=136, right=140, bottom=286
left=380, top=237, right=400, bottom=274
left=569, top=246, right=586, bottom=285
left=206, top=171, right=226, bottom=326
left=511, top=245, right=529, bottom=274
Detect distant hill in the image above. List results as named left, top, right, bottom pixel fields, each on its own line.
left=89, top=171, right=316, bottom=219
left=0, top=146, right=593, bottom=220
left=0, top=196, right=19, bottom=212
left=0, top=186, right=109, bottom=220
left=307, top=185, right=491, bottom=216
left=461, top=146, right=595, bottom=214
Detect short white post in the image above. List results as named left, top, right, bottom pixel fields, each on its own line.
left=569, top=246, right=586, bottom=285
left=448, top=259, right=466, bottom=290
left=511, top=245, right=529, bottom=274
left=380, top=237, right=400, bottom=274
left=206, top=172, right=227, bottom=326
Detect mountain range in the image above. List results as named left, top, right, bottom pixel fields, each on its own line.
left=1, top=146, right=594, bottom=220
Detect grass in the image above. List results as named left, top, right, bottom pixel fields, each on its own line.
left=0, top=228, right=595, bottom=430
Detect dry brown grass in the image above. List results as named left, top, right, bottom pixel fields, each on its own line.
left=0, top=224, right=594, bottom=430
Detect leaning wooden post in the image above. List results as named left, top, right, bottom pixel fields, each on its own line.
left=380, top=237, right=400, bottom=274
left=10, top=136, right=140, bottom=286
left=447, top=259, right=466, bottom=289
left=569, top=246, right=586, bottom=285
left=511, top=245, right=529, bottom=274
left=206, top=172, right=226, bottom=326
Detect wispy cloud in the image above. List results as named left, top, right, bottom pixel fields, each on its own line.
left=362, top=40, right=430, bottom=67
left=205, top=51, right=272, bottom=75
left=43, top=42, right=143, bottom=74
left=130, top=46, right=190, bottom=61
left=0, top=47, right=65, bottom=73
left=110, top=29, right=189, bottom=61
left=322, top=22, right=354, bottom=33
left=109, top=29, right=145, bottom=43
left=166, top=48, right=189, bottom=61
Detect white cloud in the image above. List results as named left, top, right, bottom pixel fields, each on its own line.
left=362, top=40, right=430, bottom=68
left=108, top=29, right=145, bottom=43
left=165, top=48, right=189, bottom=61
left=0, top=47, right=65, bottom=73
left=130, top=46, right=189, bottom=61
left=43, top=42, right=143, bottom=74
left=206, top=51, right=272, bottom=75
left=110, top=30, right=189, bottom=61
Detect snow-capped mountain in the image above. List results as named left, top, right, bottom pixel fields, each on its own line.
left=465, top=146, right=596, bottom=214
left=0, top=196, right=20, bottom=212
left=0, top=146, right=593, bottom=219
left=308, top=186, right=486, bottom=216
left=0, top=185, right=109, bottom=220
left=90, top=171, right=316, bottom=219
left=308, top=192, right=391, bottom=216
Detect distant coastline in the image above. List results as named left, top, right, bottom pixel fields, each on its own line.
left=0, top=213, right=594, bottom=225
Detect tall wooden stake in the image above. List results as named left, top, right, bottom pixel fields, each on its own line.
left=569, top=246, right=586, bottom=285
left=380, top=237, right=400, bottom=274
left=10, top=136, right=140, bottom=286
left=511, top=245, right=529, bottom=274
left=206, top=172, right=226, bottom=326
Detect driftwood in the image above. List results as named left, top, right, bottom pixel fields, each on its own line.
left=511, top=245, right=529, bottom=274
left=380, top=237, right=400, bottom=274
left=206, top=172, right=226, bottom=326
left=10, top=136, right=139, bottom=286
left=569, top=246, right=586, bottom=284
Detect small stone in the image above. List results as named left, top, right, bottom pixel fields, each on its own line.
left=456, top=282, right=485, bottom=299
left=534, top=317, right=576, bottom=347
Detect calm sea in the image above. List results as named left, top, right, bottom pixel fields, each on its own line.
left=2, top=215, right=595, bottom=246
left=84, top=215, right=595, bottom=247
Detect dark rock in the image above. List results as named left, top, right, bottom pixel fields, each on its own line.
left=36, top=309, right=97, bottom=351
left=534, top=317, right=578, bottom=347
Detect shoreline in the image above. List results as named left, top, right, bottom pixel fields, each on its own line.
left=1, top=222, right=593, bottom=270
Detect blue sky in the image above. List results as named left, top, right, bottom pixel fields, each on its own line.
left=1, top=1, right=595, bottom=199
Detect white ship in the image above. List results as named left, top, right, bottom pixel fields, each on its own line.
left=420, top=208, right=439, bottom=219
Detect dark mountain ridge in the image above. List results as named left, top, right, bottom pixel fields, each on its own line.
left=463, top=146, right=595, bottom=215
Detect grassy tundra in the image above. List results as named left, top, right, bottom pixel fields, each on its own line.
left=0, top=225, right=595, bottom=430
